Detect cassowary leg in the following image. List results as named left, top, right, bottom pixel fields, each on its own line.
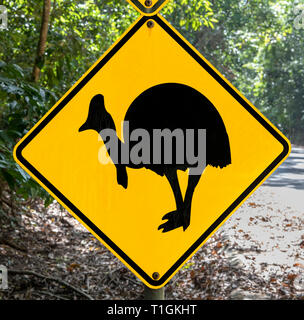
left=158, top=169, right=184, bottom=232
left=165, top=169, right=183, bottom=211
left=116, top=164, right=128, bottom=189
left=182, top=169, right=203, bottom=231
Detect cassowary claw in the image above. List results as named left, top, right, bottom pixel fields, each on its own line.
left=158, top=210, right=184, bottom=233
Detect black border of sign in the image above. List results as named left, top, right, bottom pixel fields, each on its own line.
left=15, top=15, right=290, bottom=287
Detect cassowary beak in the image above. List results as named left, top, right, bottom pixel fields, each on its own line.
left=78, top=122, right=89, bottom=132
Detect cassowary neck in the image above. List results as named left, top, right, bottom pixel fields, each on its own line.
left=98, top=113, right=125, bottom=163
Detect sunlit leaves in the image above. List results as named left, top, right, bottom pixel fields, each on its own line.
left=163, top=0, right=216, bottom=32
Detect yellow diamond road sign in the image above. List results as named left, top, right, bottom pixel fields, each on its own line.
left=127, top=0, right=170, bottom=16
left=14, top=15, right=290, bottom=288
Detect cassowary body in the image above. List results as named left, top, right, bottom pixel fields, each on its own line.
left=79, top=83, right=231, bottom=232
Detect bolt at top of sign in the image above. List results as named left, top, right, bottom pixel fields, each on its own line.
left=127, top=0, right=170, bottom=16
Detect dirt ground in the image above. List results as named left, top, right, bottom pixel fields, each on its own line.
left=0, top=183, right=303, bottom=300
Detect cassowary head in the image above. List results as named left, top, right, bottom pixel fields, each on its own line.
left=79, top=94, right=110, bottom=133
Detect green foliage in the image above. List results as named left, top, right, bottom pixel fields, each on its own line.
left=163, top=0, right=216, bottom=43
left=0, top=59, right=56, bottom=204
left=187, top=0, right=304, bottom=143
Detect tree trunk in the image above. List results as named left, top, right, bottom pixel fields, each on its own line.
left=32, top=0, right=51, bottom=82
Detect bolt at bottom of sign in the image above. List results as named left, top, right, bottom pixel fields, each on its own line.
left=145, top=0, right=153, bottom=7
left=152, top=272, right=160, bottom=280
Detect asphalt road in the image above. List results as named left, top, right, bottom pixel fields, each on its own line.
left=222, top=145, right=304, bottom=298
left=262, top=145, right=304, bottom=211
left=264, top=145, right=304, bottom=190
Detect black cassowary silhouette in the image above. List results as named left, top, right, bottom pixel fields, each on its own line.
left=79, top=83, right=231, bottom=232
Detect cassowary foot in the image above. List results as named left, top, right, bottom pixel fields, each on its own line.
left=158, top=210, right=190, bottom=233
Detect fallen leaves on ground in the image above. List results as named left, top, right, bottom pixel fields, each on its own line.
left=0, top=186, right=303, bottom=300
